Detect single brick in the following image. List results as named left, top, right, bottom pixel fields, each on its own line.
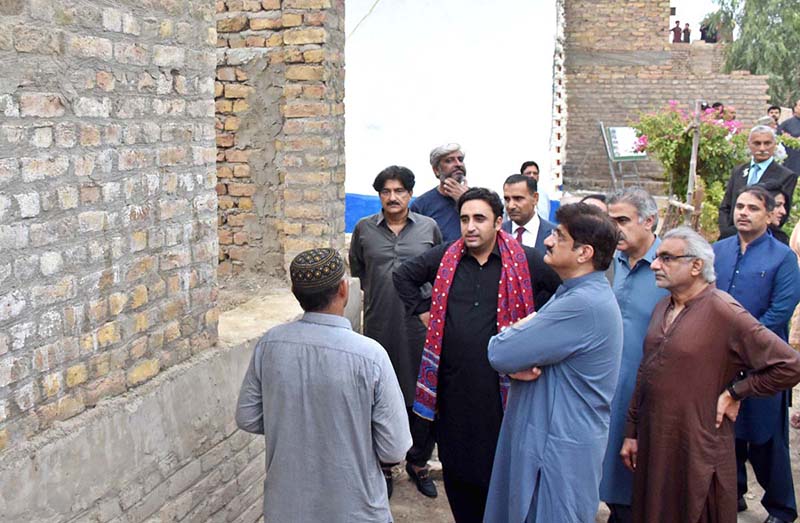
left=66, top=364, right=88, bottom=387
left=127, top=359, right=160, bottom=386
left=283, top=28, right=326, bottom=45
left=19, top=93, right=65, bottom=118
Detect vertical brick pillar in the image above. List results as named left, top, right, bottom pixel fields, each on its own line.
left=216, top=0, right=345, bottom=279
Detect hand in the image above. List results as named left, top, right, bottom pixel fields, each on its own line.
left=716, top=390, right=741, bottom=428
left=419, top=312, right=430, bottom=328
left=620, top=438, right=638, bottom=472
left=509, top=367, right=542, bottom=381
left=441, top=177, right=468, bottom=200
left=510, top=312, right=536, bottom=329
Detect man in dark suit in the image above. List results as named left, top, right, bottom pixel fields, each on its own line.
left=501, top=174, right=555, bottom=254
left=718, top=125, right=797, bottom=239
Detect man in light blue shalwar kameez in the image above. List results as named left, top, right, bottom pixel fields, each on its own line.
left=484, top=203, right=624, bottom=523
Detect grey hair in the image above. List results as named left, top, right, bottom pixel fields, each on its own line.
left=661, top=226, right=716, bottom=283
left=608, top=187, right=659, bottom=231
left=429, top=143, right=463, bottom=167
left=748, top=125, right=777, bottom=140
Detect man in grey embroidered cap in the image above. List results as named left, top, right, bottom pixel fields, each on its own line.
left=235, top=248, right=412, bottom=523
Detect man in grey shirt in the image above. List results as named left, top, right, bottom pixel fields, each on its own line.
left=350, top=166, right=442, bottom=498
left=236, top=248, right=412, bottom=523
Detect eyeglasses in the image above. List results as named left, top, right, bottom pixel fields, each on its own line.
left=379, top=188, right=409, bottom=197
left=654, top=253, right=696, bottom=263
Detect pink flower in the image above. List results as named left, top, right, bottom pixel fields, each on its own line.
left=635, top=134, right=649, bottom=152
left=668, top=100, right=679, bottom=108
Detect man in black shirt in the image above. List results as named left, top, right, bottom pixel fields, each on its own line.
left=393, top=188, right=561, bottom=523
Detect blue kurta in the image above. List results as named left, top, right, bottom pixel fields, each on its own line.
left=599, top=239, right=669, bottom=506
left=484, top=271, right=623, bottom=523
left=713, top=232, right=800, bottom=442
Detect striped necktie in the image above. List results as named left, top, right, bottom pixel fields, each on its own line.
left=516, top=226, right=525, bottom=244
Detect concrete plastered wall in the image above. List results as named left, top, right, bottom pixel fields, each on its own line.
left=559, top=0, right=769, bottom=191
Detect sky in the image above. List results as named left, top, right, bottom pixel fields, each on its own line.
left=344, top=0, right=717, bottom=198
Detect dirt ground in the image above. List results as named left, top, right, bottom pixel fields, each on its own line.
left=390, top=394, right=800, bottom=522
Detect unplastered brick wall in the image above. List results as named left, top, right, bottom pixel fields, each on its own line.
left=215, top=0, right=346, bottom=278
left=559, top=0, right=769, bottom=191
left=0, top=0, right=219, bottom=451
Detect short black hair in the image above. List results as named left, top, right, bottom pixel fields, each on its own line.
left=768, top=105, right=781, bottom=112
left=292, top=281, right=341, bottom=312
left=503, top=174, right=538, bottom=194
left=712, top=102, right=724, bottom=109
left=372, top=165, right=415, bottom=192
left=737, top=185, right=775, bottom=212
left=580, top=193, right=607, bottom=204
left=555, top=203, right=619, bottom=271
left=457, top=187, right=504, bottom=220
left=519, top=161, right=539, bottom=174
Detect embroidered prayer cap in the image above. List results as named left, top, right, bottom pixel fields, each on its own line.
left=429, top=143, right=463, bottom=167
left=290, top=248, right=345, bottom=290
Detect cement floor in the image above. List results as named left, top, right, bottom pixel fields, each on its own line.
left=390, top=396, right=800, bottom=523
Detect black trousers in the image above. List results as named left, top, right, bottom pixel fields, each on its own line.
left=442, top=469, right=489, bottom=523
left=406, top=408, right=435, bottom=467
left=736, top=415, right=797, bottom=522
left=606, top=503, right=633, bottom=523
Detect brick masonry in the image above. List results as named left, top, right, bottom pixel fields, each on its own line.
left=215, top=0, right=346, bottom=278
left=558, top=0, right=770, bottom=192
left=0, top=0, right=219, bottom=452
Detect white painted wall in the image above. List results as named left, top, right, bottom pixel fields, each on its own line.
left=344, top=0, right=557, bottom=199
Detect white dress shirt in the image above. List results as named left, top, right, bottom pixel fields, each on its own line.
left=512, top=214, right=540, bottom=248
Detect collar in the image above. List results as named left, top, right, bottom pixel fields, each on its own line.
left=736, top=229, right=770, bottom=250
left=466, top=240, right=502, bottom=261
left=615, top=235, right=660, bottom=267
left=513, top=213, right=539, bottom=232
left=558, top=270, right=606, bottom=293
left=670, top=282, right=715, bottom=309
left=375, top=209, right=415, bottom=226
left=300, top=312, right=353, bottom=330
left=749, top=157, right=774, bottom=171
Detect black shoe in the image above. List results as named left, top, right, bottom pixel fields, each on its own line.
left=764, top=516, right=791, bottom=523
left=383, top=468, right=393, bottom=499
left=405, top=462, right=438, bottom=498
left=738, top=498, right=747, bottom=512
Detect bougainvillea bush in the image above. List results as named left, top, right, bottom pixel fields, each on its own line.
left=633, top=101, right=800, bottom=236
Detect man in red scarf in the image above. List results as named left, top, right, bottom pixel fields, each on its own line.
left=393, top=187, right=561, bottom=523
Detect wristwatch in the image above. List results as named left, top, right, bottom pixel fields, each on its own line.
left=726, top=381, right=743, bottom=401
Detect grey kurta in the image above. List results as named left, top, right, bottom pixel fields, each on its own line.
left=235, top=312, right=412, bottom=523
left=349, top=211, right=442, bottom=405
left=484, top=271, right=623, bottom=523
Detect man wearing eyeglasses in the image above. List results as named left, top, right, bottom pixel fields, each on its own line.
left=350, top=165, right=443, bottom=499
left=712, top=186, right=800, bottom=523
left=620, top=226, right=800, bottom=523
left=410, top=143, right=470, bottom=243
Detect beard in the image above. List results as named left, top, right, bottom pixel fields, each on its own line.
left=437, top=167, right=466, bottom=184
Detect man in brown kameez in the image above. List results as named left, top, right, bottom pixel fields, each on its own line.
left=620, top=227, right=800, bottom=523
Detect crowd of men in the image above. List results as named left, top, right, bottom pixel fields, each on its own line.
left=236, top=106, right=800, bottom=523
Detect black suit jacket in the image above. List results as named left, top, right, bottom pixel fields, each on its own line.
left=718, top=160, right=797, bottom=239
left=501, top=217, right=556, bottom=254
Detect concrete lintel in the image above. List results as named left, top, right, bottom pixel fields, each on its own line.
left=566, top=50, right=672, bottom=68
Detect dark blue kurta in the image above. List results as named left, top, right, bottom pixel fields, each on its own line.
left=713, top=231, right=800, bottom=442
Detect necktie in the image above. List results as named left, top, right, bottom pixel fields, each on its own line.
left=516, top=226, right=525, bottom=244
left=747, top=164, right=760, bottom=186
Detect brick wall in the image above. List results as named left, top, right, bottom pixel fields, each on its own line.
left=215, top=0, right=345, bottom=278
left=0, top=0, right=219, bottom=451
left=560, top=0, right=769, bottom=192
